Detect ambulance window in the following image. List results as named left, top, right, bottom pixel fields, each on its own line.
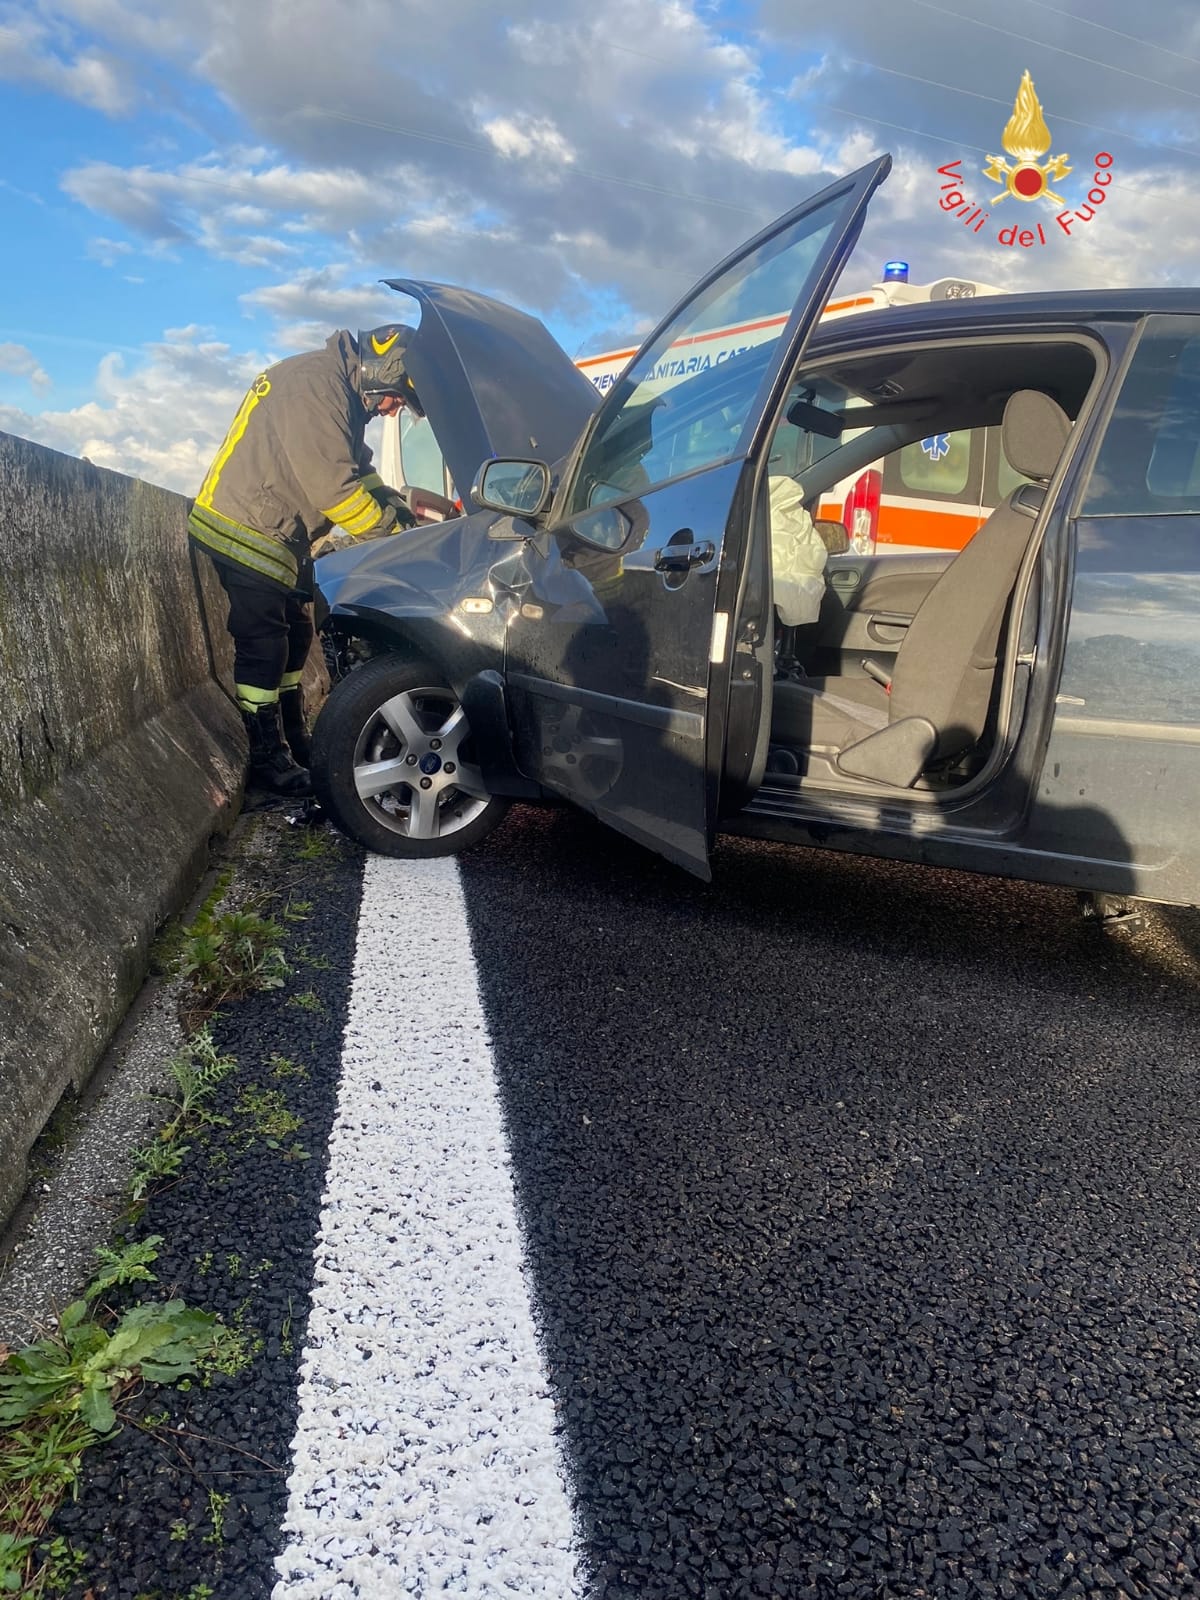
left=897, top=431, right=972, bottom=497
left=1083, top=316, right=1200, bottom=514
left=400, top=413, right=448, bottom=496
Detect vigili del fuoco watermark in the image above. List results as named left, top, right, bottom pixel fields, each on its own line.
left=936, top=70, right=1114, bottom=250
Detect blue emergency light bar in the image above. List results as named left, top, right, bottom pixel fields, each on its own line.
left=882, top=260, right=910, bottom=283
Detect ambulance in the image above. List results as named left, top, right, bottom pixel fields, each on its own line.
left=382, top=262, right=1007, bottom=556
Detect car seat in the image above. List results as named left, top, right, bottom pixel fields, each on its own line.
left=770, top=389, right=1071, bottom=787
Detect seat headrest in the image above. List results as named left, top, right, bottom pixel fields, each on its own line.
left=1002, top=390, right=1071, bottom=483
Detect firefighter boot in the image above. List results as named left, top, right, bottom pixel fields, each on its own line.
left=241, top=701, right=312, bottom=797
left=279, top=680, right=312, bottom=767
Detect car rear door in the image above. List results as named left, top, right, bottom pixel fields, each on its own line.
left=504, top=156, right=891, bottom=878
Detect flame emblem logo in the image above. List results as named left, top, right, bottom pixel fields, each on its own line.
left=983, top=70, right=1072, bottom=206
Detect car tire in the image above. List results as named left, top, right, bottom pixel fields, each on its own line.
left=310, top=653, right=509, bottom=858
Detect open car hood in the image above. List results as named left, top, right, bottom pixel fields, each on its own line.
left=384, top=279, right=602, bottom=510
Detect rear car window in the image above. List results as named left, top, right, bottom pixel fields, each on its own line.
left=1082, top=316, right=1200, bottom=514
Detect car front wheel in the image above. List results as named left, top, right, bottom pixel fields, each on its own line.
left=310, top=654, right=509, bottom=857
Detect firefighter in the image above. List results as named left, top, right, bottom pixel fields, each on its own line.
left=188, top=325, right=424, bottom=796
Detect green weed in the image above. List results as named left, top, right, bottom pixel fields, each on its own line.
left=235, top=1087, right=301, bottom=1144
left=35, top=1535, right=85, bottom=1593
left=0, top=1531, right=35, bottom=1593
left=201, top=1323, right=259, bottom=1380
left=286, top=991, right=323, bottom=1014
left=89, top=1236, right=161, bottom=1298
left=292, top=945, right=333, bottom=972
left=128, top=1140, right=189, bottom=1203
left=292, top=830, right=333, bottom=862
left=129, top=1028, right=238, bottom=1201
left=177, top=907, right=289, bottom=1011
left=0, top=1299, right=220, bottom=1437
left=269, top=1055, right=308, bottom=1082
left=202, top=1490, right=230, bottom=1546
left=0, top=1285, right=227, bottom=1593
left=158, top=1028, right=236, bottom=1140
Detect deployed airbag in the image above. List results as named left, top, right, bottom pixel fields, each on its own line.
left=769, top=476, right=828, bottom=627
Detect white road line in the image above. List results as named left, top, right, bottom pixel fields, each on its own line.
left=272, top=855, right=584, bottom=1600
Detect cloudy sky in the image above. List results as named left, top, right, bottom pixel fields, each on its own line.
left=1, top=0, right=1198, bottom=493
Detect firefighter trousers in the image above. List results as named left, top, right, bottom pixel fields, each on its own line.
left=203, top=549, right=315, bottom=694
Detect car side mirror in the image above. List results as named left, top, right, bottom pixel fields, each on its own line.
left=473, top=458, right=552, bottom=518
left=813, top=518, right=850, bottom=556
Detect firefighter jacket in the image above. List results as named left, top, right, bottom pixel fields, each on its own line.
left=187, top=331, right=398, bottom=590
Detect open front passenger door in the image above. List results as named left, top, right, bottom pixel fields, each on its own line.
left=503, top=156, right=892, bottom=879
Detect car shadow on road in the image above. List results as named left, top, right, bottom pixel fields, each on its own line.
left=482, top=796, right=1200, bottom=1002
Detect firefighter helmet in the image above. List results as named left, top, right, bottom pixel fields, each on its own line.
left=357, top=324, right=424, bottom=416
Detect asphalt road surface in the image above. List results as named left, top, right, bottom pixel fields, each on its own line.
left=46, top=804, right=1200, bottom=1599
left=455, top=809, right=1200, bottom=1600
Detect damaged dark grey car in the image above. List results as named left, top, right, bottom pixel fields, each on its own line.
left=311, top=155, right=1200, bottom=909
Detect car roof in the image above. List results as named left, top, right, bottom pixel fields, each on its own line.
left=806, top=286, right=1200, bottom=351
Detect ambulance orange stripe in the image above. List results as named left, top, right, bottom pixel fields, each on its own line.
left=875, top=504, right=986, bottom=552
left=816, top=501, right=988, bottom=554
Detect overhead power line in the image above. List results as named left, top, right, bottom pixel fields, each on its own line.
left=908, top=0, right=1200, bottom=105
left=1014, top=0, right=1200, bottom=72
left=838, top=55, right=1198, bottom=176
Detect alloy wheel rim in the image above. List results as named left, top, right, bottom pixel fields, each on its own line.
left=351, top=686, right=491, bottom=840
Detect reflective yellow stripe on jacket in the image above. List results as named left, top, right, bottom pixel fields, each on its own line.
left=197, top=373, right=271, bottom=510
left=189, top=372, right=302, bottom=585
left=187, top=503, right=299, bottom=588
left=323, top=484, right=385, bottom=538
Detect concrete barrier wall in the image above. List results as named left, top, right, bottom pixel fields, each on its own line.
left=0, top=431, right=249, bottom=1228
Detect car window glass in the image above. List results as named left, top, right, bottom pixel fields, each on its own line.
left=771, top=387, right=850, bottom=473
left=996, top=446, right=1033, bottom=500
left=571, top=504, right=630, bottom=551
left=567, top=203, right=839, bottom=513
left=1082, top=316, right=1200, bottom=514
left=897, top=432, right=972, bottom=496
left=400, top=413, right=448, bottom=496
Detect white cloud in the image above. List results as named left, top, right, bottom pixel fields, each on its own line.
left=0, top=7, right=132, bottom=113
left=0, top=328, right=268, bottom=493
left=0, top=343, right=51, bottom=393
left=239, top=267, right=400, bottom=352
left=47, top=0, right=842, bottom=326
left=481, top=115, right=576, bottom=165
left=85, top=235, right=134, bottom=267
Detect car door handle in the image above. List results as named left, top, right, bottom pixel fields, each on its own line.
left=654, top=540, right=715, bottom=573
left=865, top=610, right=912, bottom=643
